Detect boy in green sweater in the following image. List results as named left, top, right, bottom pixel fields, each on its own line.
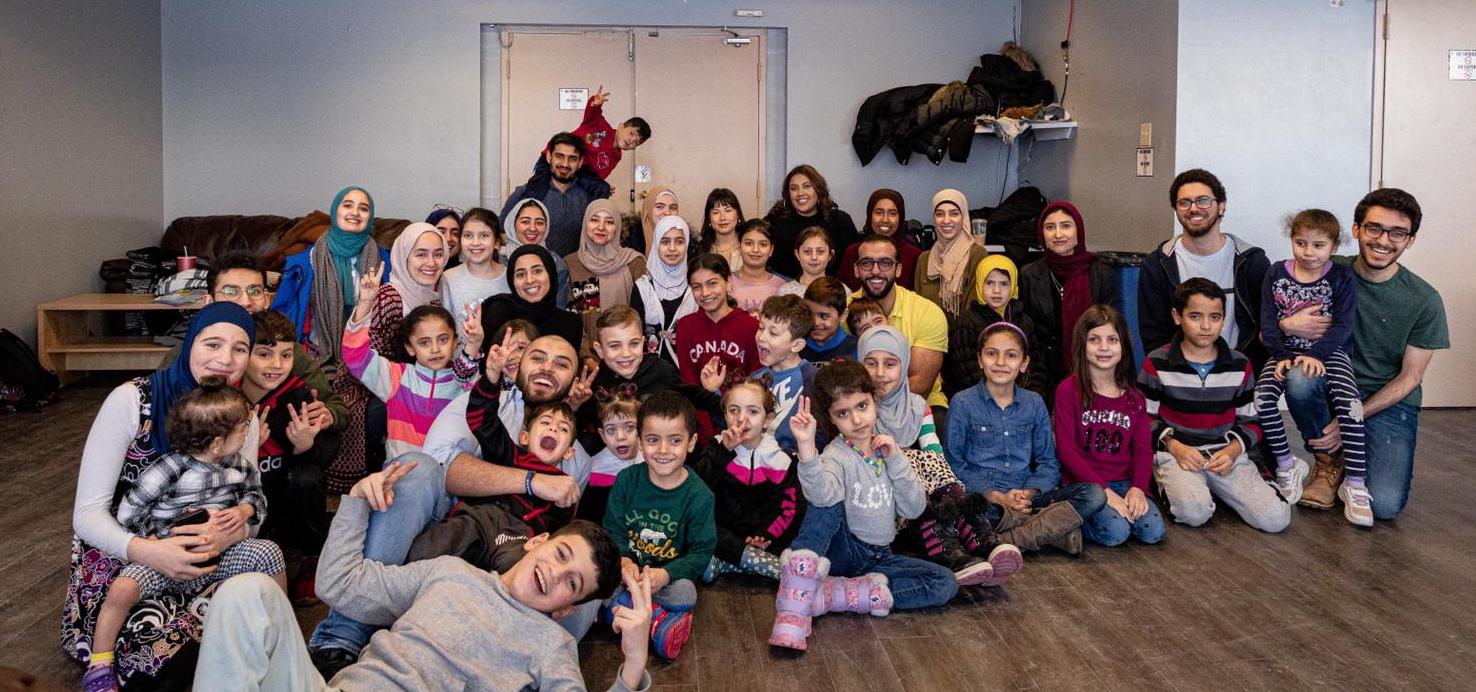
left=603, top=391, right=717, bottom=662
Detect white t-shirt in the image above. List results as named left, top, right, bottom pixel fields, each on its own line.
left=1174, top=236, right=1239, bottom=348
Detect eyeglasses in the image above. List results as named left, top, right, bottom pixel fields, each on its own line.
left=1358, top=222, right=1413, bottom=243
left=1174, top=196, right=1217, bottom=211
left=218, top=285, right=266, bottom=298
left=855, top=258, right=899, bottom=272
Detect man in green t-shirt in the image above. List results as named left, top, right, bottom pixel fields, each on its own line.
left=1279, top=188, right=1448, bottom=520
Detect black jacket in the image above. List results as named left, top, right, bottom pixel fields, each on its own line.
left=690, top=441, right=805, bottom=565
left=1137, top=234, right=1269, bottom=370
left=943, top=299, right=1037, bottom=400
left=851, top=84, right=942, bottom=166
left=1018, top=258, right=1118, bottom=406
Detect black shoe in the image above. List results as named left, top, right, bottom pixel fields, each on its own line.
left=921, top=516, right=995, bottom=587
left=309, top=646, right=358, bottom=681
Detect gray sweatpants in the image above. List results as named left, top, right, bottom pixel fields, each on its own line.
left=1153, top=451, right=1291, bottom=533
left=196, top=573, right=331, bottom=691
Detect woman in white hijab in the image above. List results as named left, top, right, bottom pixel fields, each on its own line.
left=632, top=215, right=698, bottom=366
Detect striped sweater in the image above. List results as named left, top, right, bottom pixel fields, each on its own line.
left=1137, top=334, right=1261, bottom=452
left=343, top=315, right=476, bottom=460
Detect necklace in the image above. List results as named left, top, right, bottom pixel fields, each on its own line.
left=844, top=437, right=884, bottom=477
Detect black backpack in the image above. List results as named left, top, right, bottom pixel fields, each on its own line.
left=0, top=329, right=59, bottom=411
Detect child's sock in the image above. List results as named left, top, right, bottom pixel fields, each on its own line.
left=1344, top=475, right=1366, bottom=488
left=739, top=544, right=782, bottom=580
left=702, top=556, right=738, bottom=583
left=1276, top=454, right=1296, bottom=470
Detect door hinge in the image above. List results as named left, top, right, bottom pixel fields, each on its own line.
left=628, top=32, right=635, bottom=62
left=1382, top=11, right=1389, bottom=40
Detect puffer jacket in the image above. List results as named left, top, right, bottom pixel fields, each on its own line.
left=852, top=83, right=942, bottom=166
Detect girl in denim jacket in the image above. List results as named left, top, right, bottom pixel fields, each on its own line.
left=944, top=323, right=1105, bottom=554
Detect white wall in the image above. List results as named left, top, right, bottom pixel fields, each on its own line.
left=0, top=2, right=163, bottom=345
left=1175, top=0, right=1376, bottom=260
left=163, top=1, right=1023, bottom=225
left=1020, top=0, right=1180, bottom=253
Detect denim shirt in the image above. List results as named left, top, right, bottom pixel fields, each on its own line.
left=945, top=383, right=1060, bottom=494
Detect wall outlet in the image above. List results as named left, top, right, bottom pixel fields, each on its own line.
left=1139, top=122, right=1152, bottom=148
left=1137, top=147, right=1154, bottom=177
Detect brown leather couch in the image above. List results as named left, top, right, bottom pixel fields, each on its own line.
left=159, top=212, right=413, bottom=273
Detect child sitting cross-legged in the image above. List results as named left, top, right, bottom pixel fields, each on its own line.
left=692, top=379, right=805, bottom=582
left=602, top=392, right=717, bottom=661
left=768, top=362, right=957, bottom=652
left=754, top=294, right=823, bottom=456
left=84, top=381, right=284, bottom=692
left=945, top=323, right=1106, bottom=555
left=860, top=326, right=1022, bottom=587
left=1141, top=278, right=1291, bottom=533
left=343, top=269, right=480, bottom=461
left=1053, top=305, right=1166, bottom=547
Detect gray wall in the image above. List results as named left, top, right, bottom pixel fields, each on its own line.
left=1176, top=0, right=1375, bottom=261
left=1020, top=0, right=1179, bottom=253
left=0, top=2, right=163, bottom=345
left=162, top=0, right=1024, bottom=225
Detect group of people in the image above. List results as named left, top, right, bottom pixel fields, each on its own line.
left=66, top=110, right=1447, bottom=692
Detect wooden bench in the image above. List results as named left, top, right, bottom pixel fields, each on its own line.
left=36, top=294, right=203, bottom=384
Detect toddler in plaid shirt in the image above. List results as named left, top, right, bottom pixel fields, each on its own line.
left=85, top=381, right=285, bottom=692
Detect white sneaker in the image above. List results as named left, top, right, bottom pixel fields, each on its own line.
left=1338, top=482, right=1374, bottom=527
left=1275, top=457, right=1311, bottom=504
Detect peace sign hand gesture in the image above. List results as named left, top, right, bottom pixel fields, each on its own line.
left=461, top=303, right=484, bottom=357
left=285, top=401, right=324, bottom=455
left=349, top=459, right=420, bottom=512
left=349, top=265, right=381, bottom=323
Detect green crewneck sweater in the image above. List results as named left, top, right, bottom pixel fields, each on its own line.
left=603, top=464, right=716, bottom=584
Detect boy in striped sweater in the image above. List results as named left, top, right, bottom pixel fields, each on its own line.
left=1138, top=278, right=1291, bottom=533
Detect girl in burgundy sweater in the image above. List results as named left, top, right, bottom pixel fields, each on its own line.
left=1052, top=304, right=1166, bottom=546
left=674, top=253, right=760, bottom=388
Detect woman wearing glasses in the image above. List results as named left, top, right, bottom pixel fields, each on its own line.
left=1138, top=169, right=1270, bottom=367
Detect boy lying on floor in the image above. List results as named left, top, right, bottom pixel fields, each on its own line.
left=193, top=460, right=654, bottom=691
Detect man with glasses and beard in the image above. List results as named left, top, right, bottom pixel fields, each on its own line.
left=850, top=234, right=951, bottom=434
left=1139, top=169, right=1271, bottom=368
left=1278, top=189, right=1447, bottom=521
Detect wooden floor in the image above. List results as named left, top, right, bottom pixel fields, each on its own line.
left=5, top=376, right=1475, bottom=691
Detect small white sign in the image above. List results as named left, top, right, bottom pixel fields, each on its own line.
left=559, top=88, right=588, bottom=110
left=1451, top=51, right=1476, bottom=81
left=634, top=165, right=652, bottom=184
left=1136, top=147, right=1154, bottom=177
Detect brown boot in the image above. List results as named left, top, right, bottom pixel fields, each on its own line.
left=993, top=503, right=1084, bottom=555
left=1299, top=451, right=1344, bottom=509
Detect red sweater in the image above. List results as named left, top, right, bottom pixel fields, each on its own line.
left=1052, top=376, right=1154, bottom=492
left=674, top=308, right=760, bottom=385
left=574, top=103, right=621, bottom=180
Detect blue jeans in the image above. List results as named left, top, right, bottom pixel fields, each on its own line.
left=309, top=453, right=453, bottom=653
left=792, top=504, right=957, bottom=610
left=1082, top=480, right=1166, bottom=546
left=1284, top=372, right=1420, bottom=520
left=1031, top=482, right=1107, bottom=518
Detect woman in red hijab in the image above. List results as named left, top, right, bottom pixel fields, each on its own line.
left=838, top=189, right=923, bottom=291
left=1018, top=201, right=1118, bottom=406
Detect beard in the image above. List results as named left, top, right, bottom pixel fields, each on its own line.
left=516, top=366, right=572, bottom=404
left=1179, top=210, right=1222, bottom=238
left=862, top=275, right=895, bottom=301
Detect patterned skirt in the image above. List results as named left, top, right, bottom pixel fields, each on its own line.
left=60, top=537, right=217, bottom=690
